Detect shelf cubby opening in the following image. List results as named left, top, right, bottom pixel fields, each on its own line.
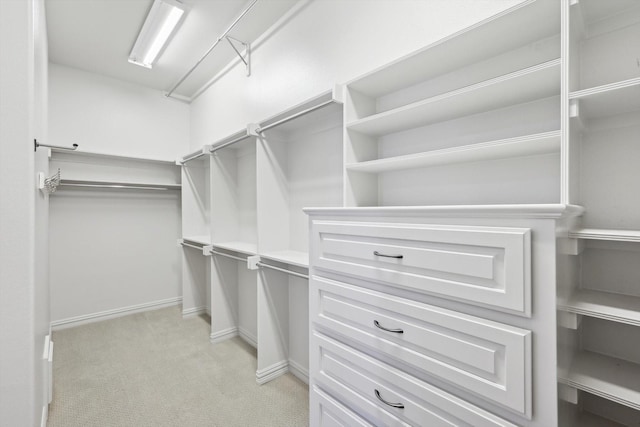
left=256, top=260, right=310, bottom=384
left=569, top=0, right=640, bottom=92
left=209, top=250, right=257, bottom=348
left=181, top=155, right=211, bottom=243
left=256, top=102, right=343, bottom=268
left=210, top=136, right=258, bottom=254
left=345, top=0, right=559, bottom=121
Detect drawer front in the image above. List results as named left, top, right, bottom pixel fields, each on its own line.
left=311, top=220, right=530, bottom=315
left=313, top=332, right=518, bottom=427
left=312, top=386, right=374, bottom=427
left=312, top=277, right=531, bottom=417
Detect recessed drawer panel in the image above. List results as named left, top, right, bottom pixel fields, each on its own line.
left=311, top=220, right=530, bottom=315
left=312, top=276, right=531, bottom=417
left=314, top=332, right=518, bottom=427
left=312, top=386, right=374, bottom=427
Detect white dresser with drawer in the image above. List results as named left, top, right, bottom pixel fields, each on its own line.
left=305, top=205, right=582, bottom=427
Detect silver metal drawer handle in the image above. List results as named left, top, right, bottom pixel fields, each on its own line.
left=374, top=320, right=403, bottom=334
left=373, top=250, right=403, bottom=259
left=375, top=389, right=404, bottom=409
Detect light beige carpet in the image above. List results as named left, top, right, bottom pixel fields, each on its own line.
left=47, top=306, right=309, bottom=427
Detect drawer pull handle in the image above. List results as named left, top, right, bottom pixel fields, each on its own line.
left=373, top=250, right=403, bottom=259
left=374, top=320, right=403, bottom=334
left=375, top=389, right=404, bottom=409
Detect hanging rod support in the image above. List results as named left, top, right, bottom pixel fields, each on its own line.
left=225, top=36, right=251, bottom=76
left=34, top=139, right=78, bottom=152
left=165, top=0, right=258, bottom=98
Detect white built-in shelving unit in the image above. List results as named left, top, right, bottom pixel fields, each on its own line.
left=343, top=0, right=561, bottom=207
left=254, top=91, right=343, bottom=384
left=179, top=149, right=212, bottom=317
left=179, top=90, right=343, bottom=384
left=558, top=0, right=640, bottom=424
left=208, top=129, right=258, bottom=347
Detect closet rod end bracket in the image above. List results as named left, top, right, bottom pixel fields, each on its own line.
left=247, top=255, right=260, bottom=270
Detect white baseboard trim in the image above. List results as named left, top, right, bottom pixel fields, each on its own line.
left=41, top=405, right=48, bottom=427
left=210, top=327, right=238, bottom=344
left=50, top=297, right=182, bottom=331
left=288, top=358, right=309, bottom=384
left=256, top=360, right=289, bottom=385
left=182, top=306, right=208, bottom=317
left=238, top=326, right=257, bottom=348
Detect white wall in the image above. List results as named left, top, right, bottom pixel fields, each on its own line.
left=0, top=0, right=48, bottom=424
left=49, top=63, right=190, bottom=161
left=48, top=185, right=182, bottom=325
left=47, top=64, right=188, bottom=325
left=190, top=0, right=522, bottom=148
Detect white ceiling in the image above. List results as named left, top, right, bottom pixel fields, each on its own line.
left=46, top=0, right=298, bottom=99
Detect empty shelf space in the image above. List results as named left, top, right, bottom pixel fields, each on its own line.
left=346, top=131, right=560, bottom=173
left=259, top=250, right=309, bottom=269
left=570, top=78, right=640, bottom=120
left=347, top=0, right=558, bottom=98
left=559, top=290, right=640, bottom=327
left=575, top=411, right=626, bottom=427
left=560, top=351, right=640, bottom=411
left=211, top=241, right=257, bottom=256
left=346, top=59, right=560, bottom=137
left=569, top=229, right=640, bottom=243
left=182, top=235, right=211, bottom=246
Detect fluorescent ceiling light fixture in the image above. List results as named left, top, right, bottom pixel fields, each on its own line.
left=128, top=0, right=186, bottom=69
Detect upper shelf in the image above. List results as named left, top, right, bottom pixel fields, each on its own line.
left=570, top=78, right=640, bottom=121
left=569, top=228, right=640, bottom=243
left=345, top=0, right=558, bottom=98
left=259, top=250, right=309, bottom=269
left=212, top=241, right=257, bottom=256
left=559, top=289, right=640, bottom=327
left=560, top=351, right=640, bottom=411
left=346, top=59, right=560, bottom=137
left=346, top=131, right=560, bottom=174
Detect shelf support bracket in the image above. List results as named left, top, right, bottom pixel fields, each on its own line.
left=225, top=36, right=251, bottom=77
left=558, top=311, right=582, bottom=330
left=558, top=383, right=579, bottom=404
left=569, top=99, right=580, bottom=118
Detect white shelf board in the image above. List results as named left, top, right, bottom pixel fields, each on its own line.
left=569, top=228, right=640, bottom=242
left=50, top=148, right=177, bottom=165
left=259, top=250, right=309, bottom=269
left=346, top=131, right=560, bottom=173
left=575, top=411, right=626, bottom=427
left=212, top=241, right=257, bottom=256
left=346, top=0, right=558, bottom=97
left=560, top=351, right=640, bottom=411
left=559, top=290, right=640, bottom=327
left=570, top=78, right=640, bottom=121
left=347, top=59, right=560, bottom=137
left=183, top=235, right=211, bottom=246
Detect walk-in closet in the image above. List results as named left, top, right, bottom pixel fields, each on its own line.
left=1, top=0, right=639, bottom=426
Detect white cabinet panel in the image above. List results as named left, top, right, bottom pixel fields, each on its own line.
left=312, top=277, right=532, bottom=416
left=314, top=332, right=518, bottom=427
left=311, top=220, right=531, bottom=315
left=313, top=386, right=374, bottom=427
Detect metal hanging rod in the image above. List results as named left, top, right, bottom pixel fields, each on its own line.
left=211, top=249, right=247, bottom=263
left=181, top=149, right=208, bottom=164
left=59, top=179, right=181, bottom=191
left=165, top=0, right=258, bottom=98
left=210, top=133, right=251, bottom=153
left=181, top=241, right=205, bottom=251
left=255, top=99, right=336, bottom=134
left=34, top=139, right=78, bottom=152
left=256, top=262, right=309, bottom=280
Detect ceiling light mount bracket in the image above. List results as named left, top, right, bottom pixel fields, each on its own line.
left=225, top=36, right=251, bottom=76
